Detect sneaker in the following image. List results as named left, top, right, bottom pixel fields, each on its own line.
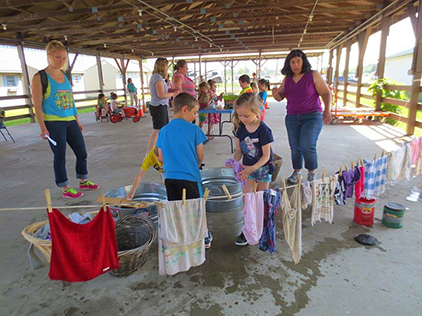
left=287, top=171, right=301, bottom=184
left=205, top=230, right=213, bottom=249
left=307, top=171, right=317, bottom=182
left=79, top=180, right=100, bottom=190
left=235, top=232, right=248, bottom=246
left=62, top=188, right=83, bottom=199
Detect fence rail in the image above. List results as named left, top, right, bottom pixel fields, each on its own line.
left=0, top=88, right=126, bottom=122
left=335, top=82, right=422, bottom=133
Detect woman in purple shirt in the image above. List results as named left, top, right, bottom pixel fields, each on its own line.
left=272, top=50, right=331, bottom=184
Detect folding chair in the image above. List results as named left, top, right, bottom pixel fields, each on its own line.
left=0, top=109, right=16, bottom=142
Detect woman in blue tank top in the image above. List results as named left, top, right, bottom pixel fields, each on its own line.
left=31, top=40, right=99, bottom=199
left=272, top=49, right=332, bottom=184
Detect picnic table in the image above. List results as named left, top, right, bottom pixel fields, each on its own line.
left=198, top=109, right=234, bottom=153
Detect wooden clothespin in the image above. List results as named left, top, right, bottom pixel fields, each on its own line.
left=221, top=184, right=232, bottom=200
left=100, top=195, right=107, bottom=212
left=182, top=188, right=186, bottom=205
left=253, top=182, right=258, bottom=194
left=204, top=188, right=210, bottom=201
left=322, top=169, right=326, bottom=182
left=344, top=163, right=348, bottom=171
left=360, top=158, right=364, bottom=166
left=374, top=152, right=377, bottom=162
left=339, top=165, right=343, bottom=177
left=45, top=189, right=53, bottom=213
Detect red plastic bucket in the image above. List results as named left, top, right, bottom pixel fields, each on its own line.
left=354, top=197, right=376, bottom=226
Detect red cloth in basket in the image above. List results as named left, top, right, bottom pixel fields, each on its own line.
left=48, top=207, right=119, bottom=282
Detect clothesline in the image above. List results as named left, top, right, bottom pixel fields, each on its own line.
left=0, top=182, right=300, bottom=213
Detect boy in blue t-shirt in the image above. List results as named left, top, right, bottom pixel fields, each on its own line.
left=156, top=92, right=213, bottom=248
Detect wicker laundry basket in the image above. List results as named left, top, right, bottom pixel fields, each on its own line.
left=109, top=215, right=157, bottom=277
left=271, top=153, right=283, bottom=182
left=21, top=211, right=100, bottom=263
left=21, top=219, right=52, bottom=262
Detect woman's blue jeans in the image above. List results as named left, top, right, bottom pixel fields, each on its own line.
left=45, top=120, right=88, bottom=187
left=285, top=111, right=323, bottom=171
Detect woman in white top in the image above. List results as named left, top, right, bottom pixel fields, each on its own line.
left=147, top=57, right=179, bottom=152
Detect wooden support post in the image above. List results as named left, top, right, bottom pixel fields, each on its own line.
left=327, top=49, right=334, bottom=85
left=334, top=45, right=343, bottom=104
left=356, top=28, right=372, bottom=108
left=224, top=62, right=227, bottom=93
left=407, top=2, right=422, bottom=135
left=194, top=62, right=197, bottom=83
left=96, top=53, right=104, bottom=93
left=376, top=15, right=391, bottom=111
left=139, top=57, right=145, bottom=108
left=204, top=61, right=207, bottom=81
left=17, top=43, right=35, bottom=122
left=343, top=40, right=352, bottom=107
left=66, top=52, right=79, bottom=86
left=199, top=54, right=202, bottom=82
left=231, top=59, right=234, bottom=94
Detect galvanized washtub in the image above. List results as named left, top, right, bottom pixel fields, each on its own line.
left=105, top=182, right=167, bottom=224
left=201, top=168, right=243, bottom=212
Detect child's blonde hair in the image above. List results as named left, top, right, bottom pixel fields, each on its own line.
left=46, top=40, right=67, bottom=70
left=232, top=92, right=261, bottom=132
left=153, top=57, right=169, bottom=78
left=198, top=81, right=210, bottom=91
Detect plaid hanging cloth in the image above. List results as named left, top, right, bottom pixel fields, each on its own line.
left=48, top=207, right=120, bottom=282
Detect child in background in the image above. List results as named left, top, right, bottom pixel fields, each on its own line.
left=127, top=78, right=138, bottom=107
left=95, top=93, right=108, bottom=121
left=251, top=82, right=258, bottom=95
left=156, top=92, right=213, bottom=248
left=239, top=74, right=253, bottom=94
left=110, top=92, right=121, bottom=114
left=258, top=79, right=270, bottom=121
left=231, top=92, right=274, bottom=246
left=197, top=81, right=213, bottom=131
left=206, top=80, right=224, bottom=140
left=125, top=146, right=163, bottom=200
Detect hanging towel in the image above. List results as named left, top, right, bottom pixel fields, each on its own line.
left=48, top=208, right=120, bottom=282
left=334, top=173, right=346, bottom=205
left=311, top=176, right=336, bottom=225
left=373, top=154, right=388, bottom=197
left=259, top=189, right=281, bottom=253
left=225, top=158, right=246, bottom=188
left=158, top=198, right=207, bottom=276
left=343, top=167, right=361, bottom=198
left=242, top=191, right=265, bottom=245
left=281, top=185, right=302, bottom=264
left=355, top=165, right=365, bottom=199
left=410, top=137, right=422, bottom=166
left=301, top=181, right=312, bottom=210
left=415, top=137, right=422, bottom=176
left=387, top=144, right=411, bottom=181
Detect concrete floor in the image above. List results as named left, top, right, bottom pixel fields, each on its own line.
left=0, top=100, right=421, bottom=316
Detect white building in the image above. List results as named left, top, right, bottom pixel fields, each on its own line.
left=384, top=48, right=413, bottom=85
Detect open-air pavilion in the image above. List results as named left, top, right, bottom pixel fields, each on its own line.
left=0, top=1, right=421, bottom=315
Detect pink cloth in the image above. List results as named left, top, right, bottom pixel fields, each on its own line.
left=354, top=165, right=365, bottom=199
left=242, top=191, right=264, bottom=245
left=410, top=137, right=421, bottom=165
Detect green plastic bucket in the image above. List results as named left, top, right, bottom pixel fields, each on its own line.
left=382, top=202, right=406, bottom=228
